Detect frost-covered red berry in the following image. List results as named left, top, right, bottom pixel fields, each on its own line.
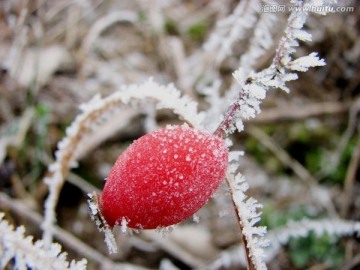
left=98, top=124, right=228, bottom=230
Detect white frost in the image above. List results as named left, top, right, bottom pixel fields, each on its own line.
left=287, top=52, right=326, bottom=72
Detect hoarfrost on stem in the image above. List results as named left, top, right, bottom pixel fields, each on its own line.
left=225, top=170, right=268, bottom=270
left=216, top=0, right=335, bottom=136
left=0, top=213, right=87, bottom=270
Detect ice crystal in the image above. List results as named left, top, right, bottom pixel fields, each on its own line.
left=288, top=52, right=326, bottom=71
left=225, top=154, right=268, bottom=269
left=224, top=0, right=335, bottom=135
left=86, top=192, right=117, bottom=254
left=0, top=213, right=87, bottom=270
left=266, top=218, right=360, bottom=262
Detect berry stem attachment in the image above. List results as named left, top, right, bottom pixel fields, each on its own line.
left=213, top=90, right=246, bottom=138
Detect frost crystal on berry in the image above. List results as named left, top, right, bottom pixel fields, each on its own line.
left=98, top=124, right=228, bottom=230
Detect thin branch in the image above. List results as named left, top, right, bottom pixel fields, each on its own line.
left=208, top=218, right=360, bottom=269
left=0, top=192, right=149, bottom=270
left=224, top=168, right=268, bottom=270
left=225, top=176, right=256, bottom=270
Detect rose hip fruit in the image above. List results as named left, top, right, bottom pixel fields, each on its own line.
left=99, top=125, right=228, bottom=229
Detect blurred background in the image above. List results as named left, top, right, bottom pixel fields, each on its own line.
left=0, top=0, right=359, bottom=269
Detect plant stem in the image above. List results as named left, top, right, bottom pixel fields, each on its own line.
left=215, top=91, right=257, bottom=269
left=225, top=177, right=256, bottom=270
left=214, top=91, right=246, bottom=138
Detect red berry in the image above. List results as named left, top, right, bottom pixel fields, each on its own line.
left=99, top=125, right=228, bottom=229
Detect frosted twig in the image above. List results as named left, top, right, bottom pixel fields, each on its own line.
left=266, top=218, right=360, bottom=262
left=215, top=0, right=331, bottom=136
left=225, top=171, right=268, bottom=270
left=221, top=152, right=268, bottom=270
left=239, top=10, right=279, bottom=72
left=212, top=1, right=336, bottom=268
left=207, top=218, right=360, bottom=269
left=204, top=0, right=262, bottom=65
left=0, top=192, right=149, bottom=270
left=0, top=212, right=87, bottom=270
left=87, top=192, right=117, bottom=254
